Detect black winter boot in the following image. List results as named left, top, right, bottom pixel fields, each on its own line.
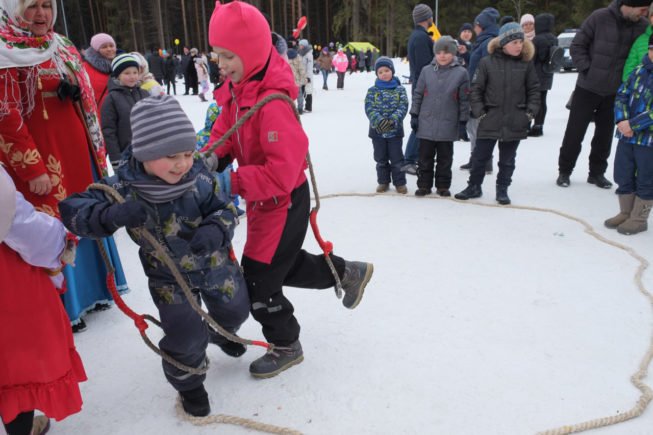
left=209, top=327, right=247, bottom=357
left=454, top=184, right=482, bottom=200
left=415, top=188, right=432, bottom=197
left=179, top=384, right=210, bottom=417
left=495, top=185, right=511, bottom=205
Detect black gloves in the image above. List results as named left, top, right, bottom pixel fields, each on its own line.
left=189, top=224, right=227, bottom=255
left=101, top=201, right=148, bottom=231
left=375, top=118, right=394, bottom=135
left=410, top=115, right=419, bottom=131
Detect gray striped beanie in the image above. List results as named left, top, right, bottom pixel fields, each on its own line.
left=130, top=95, right=197, bottom=162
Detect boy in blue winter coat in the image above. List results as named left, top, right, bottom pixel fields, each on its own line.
left=605, top=34, right=653, bottom=235
left=60, top=96, right=249, bottom=418
left=364, top=57, right=409, bottom=194
left=410, top=36, right=470, bottom=197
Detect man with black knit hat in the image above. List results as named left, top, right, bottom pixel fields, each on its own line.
left=403, top=4, right=435, bottom=175
left=557, top=0, right=650, bottom=189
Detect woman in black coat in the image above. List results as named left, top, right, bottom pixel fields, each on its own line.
left=530, top=13, right=558, bottom=136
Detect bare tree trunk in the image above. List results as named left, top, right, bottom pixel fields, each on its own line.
left=282, top=0, right=288, bottom=38
left=153, top=0, right=165, bottom=48
left=181, top=0, right=189, bottom=48
left=352, top=0, right=360, bottom=41
left=87, top=0, right=96, bottom=35
left=75, top=0, right=88, bottom=44
left=201, top=0, right=208, bottom=53
left=269, top=0, right=274, bottom=30
left=325, top=0, right=329, bottom=43
left=127, top=0, right=138, bottom=52
left=137, top=0, right=147, bottom=51
left=193, top=0, right=201, bottom=51
left=291, top=0, right=295, bottom=29
left=386, top=0, right=393, bottom=56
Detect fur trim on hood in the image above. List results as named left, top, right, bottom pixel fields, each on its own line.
left=83, top=47, right=113, bottom=74
left=487, top=37, right=534, bottom=61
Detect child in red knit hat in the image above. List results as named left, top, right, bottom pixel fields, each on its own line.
left=205, top=1, right=374, bottom=379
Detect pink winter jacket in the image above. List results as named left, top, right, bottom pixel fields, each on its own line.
left=333, top=52, right=349, bottom=73
left=207, top=50, right=308, bottom=264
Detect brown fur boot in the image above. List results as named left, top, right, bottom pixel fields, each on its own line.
left=617, top=197, right=653, bottom=235
left=604, top=193, right=635, bottom=229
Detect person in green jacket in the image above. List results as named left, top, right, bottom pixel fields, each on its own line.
left=623, top=4, right=653, bottom=81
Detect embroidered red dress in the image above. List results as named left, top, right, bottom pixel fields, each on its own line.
left=0, top=60, right=97, bottom=217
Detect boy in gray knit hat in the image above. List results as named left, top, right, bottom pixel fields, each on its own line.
left=59, top=95, right=250, bottom=418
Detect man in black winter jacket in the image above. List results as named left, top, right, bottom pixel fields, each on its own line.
left=403, top=4, right=435, bottom=174
left=557, top=0, right=649, bottom=189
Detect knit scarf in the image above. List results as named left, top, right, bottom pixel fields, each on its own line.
left=125, top=159, right=199, bottom=204
left=375, top=76, right=401, bottom=90
left=0, top=0, right=106, bottom=171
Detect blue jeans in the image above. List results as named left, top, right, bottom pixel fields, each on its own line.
left=404, top=131, right=419, bottom=165
left=372, top=136, right=406, bottom=186
left=321, top=69, right=329, bottom=89
left=614, top=140, right=653, bottom=200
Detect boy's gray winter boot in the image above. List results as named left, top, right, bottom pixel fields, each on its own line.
left=495, top=185, right=510, bottom=205
left=249, top=340, right=304, bottom=379
left=340, top=261, right=374, bottom=309
left=617, top=197, right=653, bottom=235
left=604, top=193, right=635, bottom=229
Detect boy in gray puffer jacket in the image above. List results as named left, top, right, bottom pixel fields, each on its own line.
left=410, top=36, right=470, bottom=197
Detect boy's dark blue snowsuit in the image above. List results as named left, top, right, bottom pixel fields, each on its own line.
left=59, top=150, right=249, bottom=393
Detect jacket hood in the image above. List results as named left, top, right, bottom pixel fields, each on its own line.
left=430, top=56, right=463, bottom=69
left=107, top=77, right=141, bottom=94
left=487, top=37, right=535, bottom=61
left=83, top=47, right=113, bottom=74
left=534, top=13, right=555, bottom=34
left=214, top=49, right=299, bottom=108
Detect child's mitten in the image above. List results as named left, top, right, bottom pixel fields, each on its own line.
left=377, top=118, right=395, bottom=134
left=101, top=201, right=149, bottom=231
left=189, top=224, right=227, bottom=255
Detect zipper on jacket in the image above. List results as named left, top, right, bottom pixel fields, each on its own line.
left=231, top=87, right=244, bottom=157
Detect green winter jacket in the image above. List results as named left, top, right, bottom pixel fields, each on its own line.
left=623, top=25, right=652, bottom=82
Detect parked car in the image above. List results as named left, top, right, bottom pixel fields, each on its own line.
left=557, top=29, right=579, bottom=72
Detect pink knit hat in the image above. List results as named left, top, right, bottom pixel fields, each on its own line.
left=90, top=33, right=115, bottom=51
left=208, top=1, right=272, bottom=83
left=520, top=14, right=535, bottom=25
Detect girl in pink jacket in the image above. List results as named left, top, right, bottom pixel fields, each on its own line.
left=206, top=1, right=373, bottom=380
left=333, top=48, right=349, bottom=89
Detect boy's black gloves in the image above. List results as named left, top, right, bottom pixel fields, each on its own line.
left=101, top=201, right=148, bottom=231
left=375, top=118, right=394, bottom=134
left=410, top=115, right=419, bottom=131
left=189, top=224, right=227, bottom=255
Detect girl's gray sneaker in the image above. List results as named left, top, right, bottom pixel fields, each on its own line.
left=340, top=261, right=374, bottom=309
left=249, top=341, right=304, bottom=379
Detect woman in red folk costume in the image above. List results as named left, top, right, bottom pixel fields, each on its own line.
left=206, top=1, right=374, bottom=379
left=0, top=0, right=129, bottom=331
left=0, top=164, right=87, bottom=435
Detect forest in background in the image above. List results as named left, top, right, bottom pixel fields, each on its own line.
left=54, top=0, right=612, bottom=56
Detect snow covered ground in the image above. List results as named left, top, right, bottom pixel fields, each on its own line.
left=20, top=61, right=653, bottom=434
